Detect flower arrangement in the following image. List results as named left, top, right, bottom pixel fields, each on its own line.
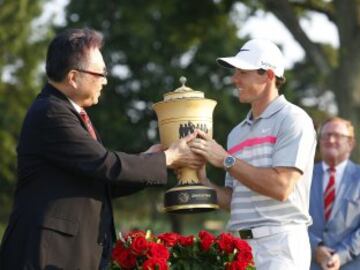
left=111, top=230, right=255, bottom=270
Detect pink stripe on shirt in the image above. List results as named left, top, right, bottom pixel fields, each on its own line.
left=228, top=136, right=277, bottom=155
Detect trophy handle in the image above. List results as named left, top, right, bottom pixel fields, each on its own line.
left=178, top=167, right=199, bottom=185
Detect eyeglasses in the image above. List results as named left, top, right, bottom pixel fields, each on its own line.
left=320, top=132, right=352, bottom=140
left=75, top=68, right=108, bottom=78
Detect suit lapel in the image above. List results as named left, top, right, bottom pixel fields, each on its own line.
left=330, top=161, right=355, bottom=219
left=314, top=164, right=326, bottom=222
left=93, top=127, right=103, bottom=144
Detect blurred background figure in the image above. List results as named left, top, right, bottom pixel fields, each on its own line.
left=309, top=117, right=360, bottom=270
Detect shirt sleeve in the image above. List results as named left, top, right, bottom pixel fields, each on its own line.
left=34, top=101, right=167, bottom=185
left=272, top=110, right=317, bottom=173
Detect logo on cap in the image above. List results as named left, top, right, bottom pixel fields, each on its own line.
left=260, top=61, right=276, bottom=69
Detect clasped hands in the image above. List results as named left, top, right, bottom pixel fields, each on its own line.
left=144, top=129, right=228, bottom=172
left=315, top=245, right=340, bottom=270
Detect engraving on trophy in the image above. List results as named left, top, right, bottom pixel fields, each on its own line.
left=178, top=192, right=190, bottom=203
left=191, top=193, right=211, bottom=201
left=179, top=121, right=208, bottom=138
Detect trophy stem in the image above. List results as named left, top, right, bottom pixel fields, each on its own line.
left=179, top=168, right=198, bottom=184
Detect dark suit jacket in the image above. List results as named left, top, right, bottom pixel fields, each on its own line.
left=309, top=161, right=360, bottom=269
left=0, top=83, right=167, bottom=270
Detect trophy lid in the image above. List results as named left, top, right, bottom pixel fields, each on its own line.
left=163, top=76, right=204, bottom=101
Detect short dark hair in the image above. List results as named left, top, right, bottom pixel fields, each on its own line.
left=46, top=28, right=104, bottom=82
left=275, top=76, right=286, bottom=88
left=257, top=69, right=286, bottom=88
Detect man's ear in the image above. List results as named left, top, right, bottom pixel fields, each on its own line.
left=266, top=69, right=275, bottom=80
left=67, top=70, right=78, bottom=88
left=349, top=137, right=356, bottom=151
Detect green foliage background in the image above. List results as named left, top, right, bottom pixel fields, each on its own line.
left=0, top=0, right=349, bottom=238
left=0, top=0, right=51, bottom=235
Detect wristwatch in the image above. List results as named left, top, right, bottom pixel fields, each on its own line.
left=223, top=155, right=236, bottom=171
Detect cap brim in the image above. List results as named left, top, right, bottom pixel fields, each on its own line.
left=216, top=57, right=258, bottom=70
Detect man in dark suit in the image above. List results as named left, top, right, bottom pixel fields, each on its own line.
left=309, top=117, right=360, bottom=270
left=0, top=28, right=203, bottom=270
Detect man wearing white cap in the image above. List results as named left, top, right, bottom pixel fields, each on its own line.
left=190, top=39, right=317, bottom=269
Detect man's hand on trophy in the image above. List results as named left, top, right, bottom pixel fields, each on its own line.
left=164, top=131, right=205, bottom=169
left=189, top=129, right=228, bottom=168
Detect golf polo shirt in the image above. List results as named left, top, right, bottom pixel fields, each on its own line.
left=225, top=95, right=317, bottom=231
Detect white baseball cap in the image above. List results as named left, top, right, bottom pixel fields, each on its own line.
left=217, top=39, right=285, bottom=78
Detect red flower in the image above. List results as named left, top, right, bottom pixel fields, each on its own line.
left=233, top=239, right=254, bottom=264
left=178, top=235, right=194, bottom=247
left=110, top=230, right=254, bottom=270
left=217, top=233, right=235, bottom=254
left=226, top=260, right=248, bottom=270
left=130, top=236, right=148, bottom=255
left=198, top=230, right=216, bottom=251
left=233, top=238, right=248, bottom=251
left=111, top=240, right=126, bottom=261
left=142, top=257, right=169, bottom=270
left=112, top=247, right=137, bottom=269
left=157, top=232, right=179, bottom=247
left=147, top=242, right=170, bottom=260
left=126, top=230, right=146, bottom=240
left=235, top=248, right=254, bottom=265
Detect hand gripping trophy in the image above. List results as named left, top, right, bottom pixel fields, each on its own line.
left=153, top=77, right=219, bottom=213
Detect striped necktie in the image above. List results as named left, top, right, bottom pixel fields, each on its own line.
left=80, top=109, right=97, bottom=140
left=324, top=167, right=336, bottom=221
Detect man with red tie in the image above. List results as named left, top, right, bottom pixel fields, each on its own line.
left=309, top=117, right=360, bottom=270
left=0, top=28, right=203, bottom=270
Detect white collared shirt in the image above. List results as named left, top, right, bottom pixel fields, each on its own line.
left=321, top=159, right=348, bottom=193
left=67, top=97, right=82, bottom=113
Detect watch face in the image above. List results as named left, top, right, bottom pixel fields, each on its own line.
left=224, top=156, right=235, bottom=169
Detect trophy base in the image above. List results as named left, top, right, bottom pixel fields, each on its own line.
left=164, top=184, right=219, bottom=214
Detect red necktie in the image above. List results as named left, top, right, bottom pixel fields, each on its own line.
left=324, top=167, right=336, bottom=221
left=80, top=109, right=97, bottom=140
